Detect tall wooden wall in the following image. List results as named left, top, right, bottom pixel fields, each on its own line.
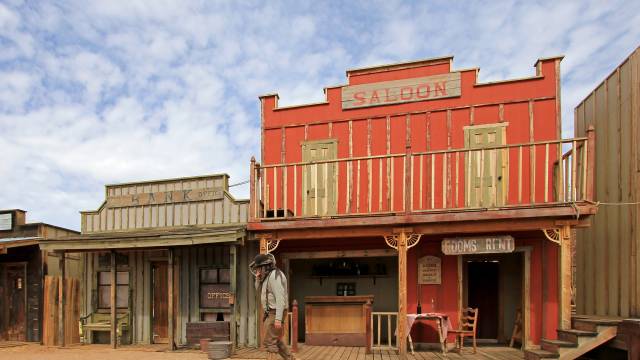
left=575, top=47, right=640, bottom=317
left=82, top=243, right=257, bottom=346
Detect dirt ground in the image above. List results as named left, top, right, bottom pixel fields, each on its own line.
left=0, top=343, right=211, bottom=360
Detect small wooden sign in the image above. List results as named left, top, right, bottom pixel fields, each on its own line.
left=200, top=284, right=232, bottom=308
left=418, top=255, right=441, bottom=284
left=106, top=188, right=224, bottom=208
left=341, top=72, right=461, bottom=109
left=0, top=213, right=12, bottom=231
left=442, top=235, right=515, bottom=255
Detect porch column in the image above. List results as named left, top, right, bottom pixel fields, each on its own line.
left=559, top=225, right=572, bottom=330
left=384, top=228, right=421, bottom=359
left=110, top=250, right=117, bottom=348
left=168, top=248, right=175, bottom=350
left=58, top=251, right=66, bottom=347
left=397, top=231, right=408, bottom=358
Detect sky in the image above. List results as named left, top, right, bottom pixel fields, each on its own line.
left=1, top=0, right=639, bottom=231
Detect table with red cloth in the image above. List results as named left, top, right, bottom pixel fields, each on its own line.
left=406, top=313, right=452, bottom=354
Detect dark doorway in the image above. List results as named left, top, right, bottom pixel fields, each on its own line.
left=2, top=263, right=27, bottom=341
left=467, top=260, right=499, bottom=340
left=151, top=262, right=168, bottom=344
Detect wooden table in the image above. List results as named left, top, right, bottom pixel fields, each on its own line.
left=406, top=313, right=451, bottom=354
left=304, top=295, right=374, bottom=346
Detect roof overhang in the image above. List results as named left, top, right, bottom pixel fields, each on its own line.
left=0, top=236, right=41, bottom=254
left=38, top=227, right=245, bottom=252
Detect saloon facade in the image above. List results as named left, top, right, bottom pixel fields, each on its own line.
left=248, top=56, right=598, bottom=358
left=39, top=174, right=259, bottom=349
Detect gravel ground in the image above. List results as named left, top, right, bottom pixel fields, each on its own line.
left=0, top=344, right=211, bottom=360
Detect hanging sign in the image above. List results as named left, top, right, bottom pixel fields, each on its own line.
left=442, top=235, right=515, bottom=255
left=418, top=255, right=441, bottom=284
left=341, top=72, right=461, bottom=109
left=0, top=213, right=12, bottom=231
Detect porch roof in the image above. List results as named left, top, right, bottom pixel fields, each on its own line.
left=0, top=236, right=41, bottom=253
left=37, top=225, right=245, bottom=252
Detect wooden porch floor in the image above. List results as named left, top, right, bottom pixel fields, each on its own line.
left=232, top=345, right=524, bottom=359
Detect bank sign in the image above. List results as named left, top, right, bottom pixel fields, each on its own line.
left=341, top=72, right=461, bottom=109
left=441, top=235, right=515, bottom=255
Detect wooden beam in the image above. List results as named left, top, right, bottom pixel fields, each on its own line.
left=397, top=230, right=408, bottom=358
left=110, top=250, right=117, bottom=348
left=58, top=251, right=66, bottom=347
left=168, top=248, right=175, bottom=350
left=230, top=245, right=237, bottom=354
left=559, top=225, right=572, bottom=330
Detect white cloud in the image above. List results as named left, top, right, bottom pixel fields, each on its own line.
left=0, top=0, right=638, bottom=229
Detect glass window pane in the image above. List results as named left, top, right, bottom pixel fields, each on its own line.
left=116, top=285, right=129, bottom=308
left=200, top=269, right=217, bottom=283
left=98, top=286, right=110, bottom=308
left=98, top=272, right=111, bottom=285
left=117, top=272, right=129, bottom=285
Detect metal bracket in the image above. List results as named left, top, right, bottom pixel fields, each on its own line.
left=542, top=228, right=561, bottom=245
left=384, top=233, right=422, bottom=250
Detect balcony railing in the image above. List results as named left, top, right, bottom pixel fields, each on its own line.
left=250, top=129, right=594, bottom=221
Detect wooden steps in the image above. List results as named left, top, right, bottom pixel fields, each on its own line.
left=524, top=318, right=619, bottom=360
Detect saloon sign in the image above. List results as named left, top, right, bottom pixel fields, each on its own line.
left=441, top=235, right=515, bottom=255
left=341, top=72, right=461, bottom=109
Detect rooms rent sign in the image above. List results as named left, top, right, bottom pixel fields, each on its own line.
left=341, top=72, right=461, bottom=109
left=441, top=235, right=515, bottom=255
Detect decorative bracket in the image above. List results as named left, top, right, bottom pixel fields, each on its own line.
left=384, top=233, right=422, bottom=250
left=266, top=239, right=280, bottom=253
left=542, top=228, right=561, bottom=245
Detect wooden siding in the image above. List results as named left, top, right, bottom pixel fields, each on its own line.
left=82, top=243, right=257, bottom=346
left=81, top=174, right=249, bottom=233
left=575, top=46, right=640, bottom=317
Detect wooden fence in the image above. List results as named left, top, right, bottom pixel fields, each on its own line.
left=43, top=276, right=80, bottom=346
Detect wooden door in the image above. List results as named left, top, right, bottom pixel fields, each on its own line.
left=302, top=140, right=337, bottom=216
left=467, top=261, right=499, bottom=340
left=152, top=262, right=168, bottom=344
left=2, top=264, right=27, bottom=341
left=465, top=125, right=507, bottom=207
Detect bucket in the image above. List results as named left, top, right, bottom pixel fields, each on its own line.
left=200, top=338, right=211, bottom=352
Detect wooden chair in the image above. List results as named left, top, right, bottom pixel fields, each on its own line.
left=448, top=307, right=478, bottom=354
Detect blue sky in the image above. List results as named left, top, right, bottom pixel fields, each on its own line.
left=1, top=0, right=639, bottom=230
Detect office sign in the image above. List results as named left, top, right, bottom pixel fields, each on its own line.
left=442, top=235, right=515, bottom=255
left=0, top=213, right=12, bottom=231
left=341, top=72, right=461, bottom=109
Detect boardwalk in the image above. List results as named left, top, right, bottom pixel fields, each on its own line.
left=232, top=345, right=524, bottom=359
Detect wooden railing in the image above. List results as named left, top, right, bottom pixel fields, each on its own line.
left=371, top=311, right=398, bottom=350
left=250, top=129, right=595, bottom=221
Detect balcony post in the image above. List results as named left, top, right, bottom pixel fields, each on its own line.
left=586, top=126, right=595, bottom=202
left=559, top=225, right=572, bottom=330
left=404, top=114, right=412, bottom=214
left=365, top=299, right=372, bottom=354
left=250, top=156, right=257, bottom=222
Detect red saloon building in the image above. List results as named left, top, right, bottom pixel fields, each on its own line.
left=248, top=55, right=597, bottom=358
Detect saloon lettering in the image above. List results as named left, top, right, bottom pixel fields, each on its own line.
left=341, top=72, right=461, bottom=109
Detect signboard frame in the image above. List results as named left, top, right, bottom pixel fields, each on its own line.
left=417, top=255, right=441, bottom=285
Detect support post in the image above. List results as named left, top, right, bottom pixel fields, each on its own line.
left=257, top=234, right=270, bottom=349
left=58, top=251, right=66, bottom=347
left=230, top=245, right=237, bottom=354
left=397, top=230, right=408, bottom=358
left=291, top=300, right=298, bottom=353
left=250, top=156, right=257, bottom=222
left=559, top=225, right=572, bottom=330
left=110, top=250, right=117, bottom=349
left=365, top=300, right=372, bottom=354
left=168, top=248, right=175, bottom=350
left=586, top=125, right=595, bottom=201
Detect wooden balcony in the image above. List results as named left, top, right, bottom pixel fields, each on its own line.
left=249, top=128, right=596, bottom=233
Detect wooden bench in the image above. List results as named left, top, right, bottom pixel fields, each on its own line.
left=80, top=312, right=130, bottom=344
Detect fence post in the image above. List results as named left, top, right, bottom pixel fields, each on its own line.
left=586, top=126, right=595, bottom=202
left=365, top=300, right=372, bottom=354
left=292, top=300, right=298, bottom=353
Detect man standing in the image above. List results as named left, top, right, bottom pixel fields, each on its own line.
left=250, top=253, right=296, bottom=360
